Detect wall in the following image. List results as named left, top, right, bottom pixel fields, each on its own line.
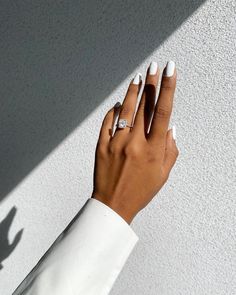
left=0, top=0, right=235, bottom=294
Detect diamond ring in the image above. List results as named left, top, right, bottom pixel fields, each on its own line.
left=116, top=119, right=133, bottom=129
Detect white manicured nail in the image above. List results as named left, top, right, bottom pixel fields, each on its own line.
left=163, top=60, right=175, bottom=77
left=149, top=61, right=158, bottom=75
left=132, top=72, right=142, bottom=85
left=172, top=125, right=176, bottom=140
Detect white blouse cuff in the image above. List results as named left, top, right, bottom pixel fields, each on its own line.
left=13, top=197, right=139, bottom=295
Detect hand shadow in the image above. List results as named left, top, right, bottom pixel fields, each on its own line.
left=0, top=206, right=24, bottom=270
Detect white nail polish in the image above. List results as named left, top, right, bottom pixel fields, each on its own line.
left=172, top=125, right=176, bottom=140
left=132, top=72, right=142, bottom=85
left=164, top=60, right=175, bottom=77
left=149, top=61, right=158, bottom=75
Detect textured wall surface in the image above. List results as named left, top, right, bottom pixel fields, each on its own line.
left=0, top=0, right=235, bottom=294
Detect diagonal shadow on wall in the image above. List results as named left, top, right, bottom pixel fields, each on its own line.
left=0, top=0, right=206, bottom=202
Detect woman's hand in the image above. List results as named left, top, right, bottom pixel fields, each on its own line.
left=91, top=61, right=179, bottom=224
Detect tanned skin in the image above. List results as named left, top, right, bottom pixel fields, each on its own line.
left=92, top=62, right=179, bottom=224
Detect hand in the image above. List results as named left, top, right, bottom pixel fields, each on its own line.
left=0, top=206, right=23, bottom=269
left=91, top=61, right=179, bottom=224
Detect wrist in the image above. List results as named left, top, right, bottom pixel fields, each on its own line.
left=108, top=203, right=135, bottom=224
left=91, top=195, right=135, bottom=225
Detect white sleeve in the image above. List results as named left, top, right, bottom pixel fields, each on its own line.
left=13, top=197, right=139, bottom=295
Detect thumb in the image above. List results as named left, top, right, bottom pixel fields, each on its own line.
left=7, top=228, right=24, bottom=256
left=163, top=126, right=179, bottom=176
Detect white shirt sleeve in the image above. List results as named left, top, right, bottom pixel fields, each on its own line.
left=13, top=197, right=139, bottom=295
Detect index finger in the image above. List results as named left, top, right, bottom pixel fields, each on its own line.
left=148, top=61, right=176, bottom=145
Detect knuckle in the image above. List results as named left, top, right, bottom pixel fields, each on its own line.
left=172, top=145, right=179, bottom=157
left=169, top=148, right=179, bottom=159
left=161, top=84, right=173, bottom=91
left=138, top=100, right=146, bottom=112
left=124, top=143, right=140, bottom=157
left=161, top=77, right=176, bottom=90
left=96, top=142, right=107, bottom=158
left=154, top=106, right=171, bottom=119
left=157, top=129, right=167, bottom=139
left=108, top=143, right=122, bottom=154
left=120, top=105, right=131, bottom=116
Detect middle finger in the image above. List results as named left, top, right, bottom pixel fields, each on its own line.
left=132, top=61, right=160, bottom=138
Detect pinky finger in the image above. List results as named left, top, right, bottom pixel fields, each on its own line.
left=97, top=102, right=121, bottom=146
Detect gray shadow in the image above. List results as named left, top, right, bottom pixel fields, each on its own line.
left=0, top=0, right=206, bottom=202
left=0, top=206, right=24, bottom=270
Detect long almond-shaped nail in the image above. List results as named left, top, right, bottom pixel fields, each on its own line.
left=149, top=61, right=158, bottom=75
left=163, top=60, right=175, bottom=77
left=172, top=125, right=176, bottom=140
left=132, top=72, right=142, bottom=85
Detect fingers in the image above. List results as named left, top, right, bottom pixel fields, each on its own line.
left=113, top=73, right=142, bottom=138
left=1, top=206, right=17, bottom=231
left=162, top=127, right=179, bottom=177
left=8, top=228, right=24, bottom=255
left=98, top=102, right=121, bottom=146
left=148, top=61, right=176, bottom=145
left=132, top=61, right=160, bottom=138
left=98, top=60, right=176, bottom=148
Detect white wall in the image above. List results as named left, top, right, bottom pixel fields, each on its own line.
left=0, top=0, right=235, bottom=294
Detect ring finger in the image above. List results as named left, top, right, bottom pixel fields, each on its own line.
left=112, top=72, right=142, bottom=138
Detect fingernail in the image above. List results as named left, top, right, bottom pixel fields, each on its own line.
left=132, top=72, right=142, bottom=85
left=163, top=60, right=175, bottom=77
left=172, top=125, right=176, bottom=140
left=149, top=61, right=158, bottom=75
left=114, top=102, right=121, bottom=108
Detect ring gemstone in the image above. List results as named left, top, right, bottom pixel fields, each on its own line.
left=118, top=119, right=127, bottom=128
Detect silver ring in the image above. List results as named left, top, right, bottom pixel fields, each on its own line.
left=116, top=119, right=133, bottom=129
